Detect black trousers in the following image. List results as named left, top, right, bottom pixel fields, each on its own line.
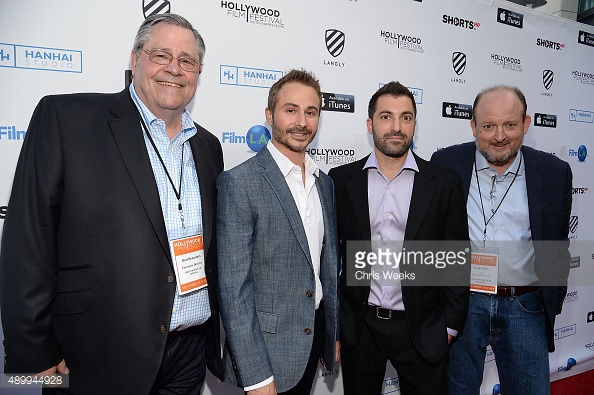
left=150, top=321, right=208, bottom=395
left=341, top=308, right=448, bottom=395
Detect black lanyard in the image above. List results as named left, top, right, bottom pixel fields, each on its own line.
left=474, top=154, right=522, bottom=248
left=139, top=117, right=186, bottom=229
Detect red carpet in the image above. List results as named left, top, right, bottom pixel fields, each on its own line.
left=550, top=368, right=594, bottom=395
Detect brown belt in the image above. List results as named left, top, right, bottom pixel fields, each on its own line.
left=494, top=286, right=539, bottom=297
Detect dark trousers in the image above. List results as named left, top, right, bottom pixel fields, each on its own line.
left=341, top=308, right=447, bottom=395
left=150, top=322, right=208, bottom=395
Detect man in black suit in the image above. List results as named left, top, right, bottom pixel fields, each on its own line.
left=0, top=13, right=223, bottom=394
left=431, top=85, right=572, bottom=394
left=329, top=81, right=470, bottom=394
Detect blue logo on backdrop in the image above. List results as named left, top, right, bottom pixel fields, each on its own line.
left=0, top=43, right=82, bottom=73
left=246, top=125, right=271, bottom=152
left=558, top=357, right=577, bottom=371
left=379, top=84, right=423, bottom=104
left=554, top=324, right=577, bottom=340
left=0, top=125, right=26, bottom=141
left=569, top=109, right=593, bottom=123
left=568, top=145, right=587, bottom=162
left=220, top=65, right=283, bottom=89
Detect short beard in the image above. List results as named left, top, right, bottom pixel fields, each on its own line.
left=272, top=125, right=314, bottom=153
left=475, top=141, right=521, bottom=165
left=372, top=129, right=412, bottom=158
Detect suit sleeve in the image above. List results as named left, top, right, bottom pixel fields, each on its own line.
left=439, top=173, right=471, bottom=332
left=0, top=96, right=64, bottom=373
left=555, top=162, right=573, bottom=314
left=216, top=170, right=274, bottom=388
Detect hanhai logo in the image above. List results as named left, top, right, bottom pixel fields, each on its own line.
left=452, top=52, right=466, bottom=75
left=143, top=0, right=171, bottom=18
left=325, top=29, right=345, bottom=58
left=543, top=70, right=554, bottom=90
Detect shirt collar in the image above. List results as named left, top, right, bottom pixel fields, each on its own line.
left=475, top=146, right=524, bottom=177
left=267, top=140, right=320, bottom=178
left=129, top=82, right=196, bottom=141
left=363, top=149, right=419, bottom=175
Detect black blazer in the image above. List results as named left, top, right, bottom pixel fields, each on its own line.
left=0, top=89, right=224, bottom=393
left=431, top=142, right=572, bottom=352
left=329, top=152, right=470, bottom=364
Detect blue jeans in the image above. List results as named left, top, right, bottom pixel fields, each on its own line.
left=448, top=290, right=550, bottom=395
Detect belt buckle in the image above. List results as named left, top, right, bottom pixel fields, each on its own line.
left=376, top=307, right=391, bottom=320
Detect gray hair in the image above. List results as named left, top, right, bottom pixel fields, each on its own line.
left=132, top=13, right=205, bottom=65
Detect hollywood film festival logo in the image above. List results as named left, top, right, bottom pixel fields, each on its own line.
left=380, top=30, right=424, bottom=53
left=221, top=1, right=284, bottom=28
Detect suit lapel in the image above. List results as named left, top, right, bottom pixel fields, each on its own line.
left=345, top=162, right=372, bottom=240
left=404, top=155, right=436, bottom=242
left=522, top=148, right=543, bottom=241
left=189, top=133, right=214, bottom=258
left=109, top=90, right=171, bottom=264
left=257, top=147, right=313, bottom=266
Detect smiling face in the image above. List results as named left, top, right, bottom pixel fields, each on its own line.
left=130, top=23, right=201, bottom=123
left=265, top=82, right=320, bottom=159
left=367, top=94, right=416, bottom=159
left=471, top=89, right=530, bottom=172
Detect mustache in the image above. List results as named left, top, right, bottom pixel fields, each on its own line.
left=286, top=126, right=313, bottom=135
left=383, top=131, right=407, bottom=139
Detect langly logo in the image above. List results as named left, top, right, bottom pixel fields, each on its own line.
left=325, top=29, right=345, bottom=58
left=543, top=70, right=554, bottom=90
left=142, top=0, right=170, bottom=18
left=452, top=52, right=466, bottom=75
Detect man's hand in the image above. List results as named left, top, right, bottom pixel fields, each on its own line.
left=334, top=340, right=341, bottom=364
left=37, top=359, right=69, bottom=375
left=247, top=381, right=277, bottom=395
left=448, top=334, right=454, bottom=345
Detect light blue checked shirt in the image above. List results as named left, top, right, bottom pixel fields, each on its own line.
left=129, top=83, right=211, bottom=331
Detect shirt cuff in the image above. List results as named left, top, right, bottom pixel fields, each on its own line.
left=244, top=376, right=274, bottom=392
left=447, top=327, right=458, bottom=337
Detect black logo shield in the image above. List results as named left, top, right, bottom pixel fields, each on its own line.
left=543, top=70, right=554, bottom=90
left=143, top=0, right=171, bottom=19
left=452, top=52, right=467, bottom=75
left=325, top=29, right=345, bottom=58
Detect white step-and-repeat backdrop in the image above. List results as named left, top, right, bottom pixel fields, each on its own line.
left=1, top=1, right=593, bottom=394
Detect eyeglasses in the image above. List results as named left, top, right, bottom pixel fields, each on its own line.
left=143, top=48, right=201, bottom=73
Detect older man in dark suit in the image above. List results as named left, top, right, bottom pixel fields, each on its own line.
left=431, top=85, right=572, bottom=395
left=0, top=13, right=223, bottom=394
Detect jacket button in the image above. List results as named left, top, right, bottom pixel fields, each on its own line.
left=304, top=328, right=312, bottom=335
left=166, top=275, right=175, bottom=283
left=159, top=325, right=167, bottom=333
left=306, top=290, right=313, bottom=298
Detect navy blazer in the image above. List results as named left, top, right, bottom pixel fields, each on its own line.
left=0, top=89, right=224, bottom=393
left=431, top=142, right=572, bottom=351
left=217, top=146, right=339, bottom=392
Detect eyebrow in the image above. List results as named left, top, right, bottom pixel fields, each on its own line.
left=378, top=110, right=414, bottom=116
left=282, top=102, right=320, bottom=112
left=152, top=47, right=197, bottom=59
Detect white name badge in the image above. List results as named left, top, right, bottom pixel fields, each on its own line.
left=169, top=234, right=207, bottom=295
left=470, top=252, right=499, bottom=294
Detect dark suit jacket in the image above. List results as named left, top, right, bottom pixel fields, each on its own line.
left=430, top=142, right=572, bottom=352
left=329, top=151, right=470, bottom=364
left=0, top=89, right=224, bottom=394
left=217, top=146, right=339, bottom=392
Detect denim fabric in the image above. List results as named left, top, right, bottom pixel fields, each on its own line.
left=448, top=290, right=549, bottom=395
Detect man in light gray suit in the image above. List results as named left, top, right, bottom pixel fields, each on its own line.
left=217, top=69, right=340, bottom=395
